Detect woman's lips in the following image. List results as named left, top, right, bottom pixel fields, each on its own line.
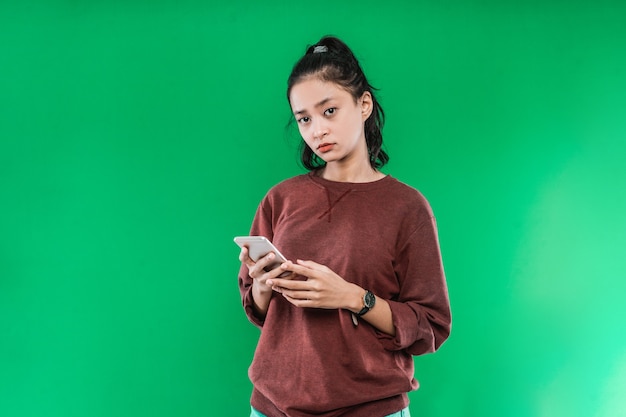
left=318, top=143, right=334, bottom=153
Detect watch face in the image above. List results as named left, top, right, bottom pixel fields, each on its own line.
left=364, top=291, right=376, bottom=308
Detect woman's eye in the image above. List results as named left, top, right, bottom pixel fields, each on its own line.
left=297, top=116, right=310, bottom=124
left=324, top=107, right=336, bottom=116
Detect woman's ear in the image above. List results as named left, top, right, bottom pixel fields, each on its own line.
left=360, top=91, right=373, bottom=121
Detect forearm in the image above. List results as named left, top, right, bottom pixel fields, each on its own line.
left=359, top=297, right=395, bottom=336
left=251, top=280, right=273, bottom=318
left=346, top=286, right=396, bottom=336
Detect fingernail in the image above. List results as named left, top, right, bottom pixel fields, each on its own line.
left=266, top=279, right=273, bottom=286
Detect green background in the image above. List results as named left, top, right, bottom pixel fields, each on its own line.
left=2, top=1, right=625, bottom=416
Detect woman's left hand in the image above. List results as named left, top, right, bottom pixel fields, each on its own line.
left=267, top=260, right=362, bottom=311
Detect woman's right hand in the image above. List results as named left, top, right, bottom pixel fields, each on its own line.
left=239, top=246, right=292, bottom=291
left=239, top=246, right=293, bottom=316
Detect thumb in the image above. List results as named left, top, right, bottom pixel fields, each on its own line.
left=296, top=259, right=326, bottom=270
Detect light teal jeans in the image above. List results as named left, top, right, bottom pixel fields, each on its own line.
left=251, top=406, right=411, bottom=417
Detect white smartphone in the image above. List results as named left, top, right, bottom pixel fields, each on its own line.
left=234, top=236, right=289, bottom=275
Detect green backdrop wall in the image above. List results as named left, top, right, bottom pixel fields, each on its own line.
left=2, top=1, right=625, bottom=416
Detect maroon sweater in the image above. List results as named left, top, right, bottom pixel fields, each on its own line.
left=238, top=172, right=451, bottom=417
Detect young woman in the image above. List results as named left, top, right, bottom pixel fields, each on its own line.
left=238, top=36, right=451, bottom=417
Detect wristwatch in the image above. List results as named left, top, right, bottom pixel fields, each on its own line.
left=356, top=290, right=376, bottom=316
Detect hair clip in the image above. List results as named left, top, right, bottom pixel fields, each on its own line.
left=313, top=45, right=328, bottom=53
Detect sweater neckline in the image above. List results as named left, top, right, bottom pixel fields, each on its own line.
left=306, top=170, right=393, bottom=191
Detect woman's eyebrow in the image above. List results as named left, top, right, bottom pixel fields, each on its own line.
left=293, top=97, right=334, bottom=115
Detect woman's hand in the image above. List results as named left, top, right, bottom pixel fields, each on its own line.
left=267, top=260, right=363, bottom=312
left=268, top=259, right=396, bottom=335
left=239, top=247, right=295, bottom=316
left=239, top=247, right=286, bottom=288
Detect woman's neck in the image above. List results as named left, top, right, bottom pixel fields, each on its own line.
left=319, top=162, right=385, bottom=183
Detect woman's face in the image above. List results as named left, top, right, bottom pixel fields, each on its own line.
left=289, top=78, right=372, bottom=167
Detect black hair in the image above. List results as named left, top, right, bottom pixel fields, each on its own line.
left=287, top=36, right=388, bottom=171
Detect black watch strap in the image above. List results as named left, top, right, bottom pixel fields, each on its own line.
left=357, top=290, right=376, bottom=316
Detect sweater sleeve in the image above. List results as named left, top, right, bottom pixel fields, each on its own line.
left=238, top=197, right=275, bottom=328
left=377, top=213, right=451, bottom=355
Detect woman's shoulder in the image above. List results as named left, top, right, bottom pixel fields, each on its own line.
left=267, top=173, right=311, bottom=192
left=260, top=173, right=314, bottom=201
left=385, top=176, right=432, bottom=207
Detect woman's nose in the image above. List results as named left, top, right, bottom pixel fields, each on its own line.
left=313, top=121, right=328, bottom=140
